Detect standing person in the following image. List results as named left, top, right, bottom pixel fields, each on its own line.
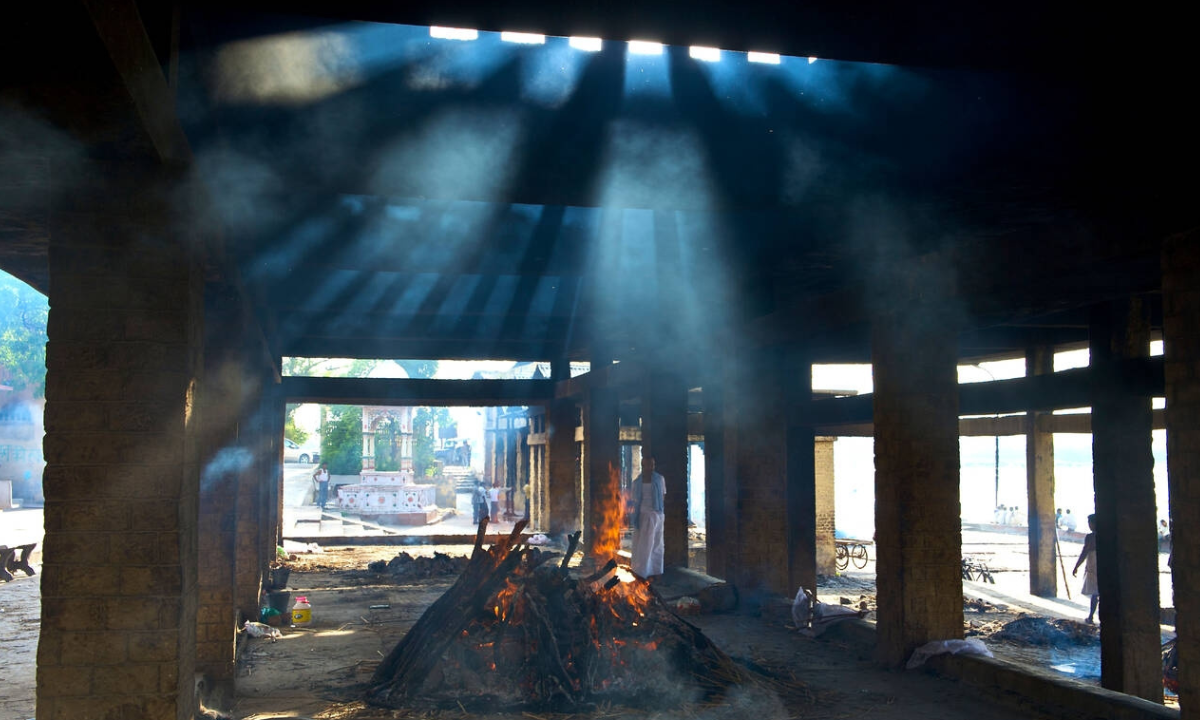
left=631, top=455, right=666, bottom=580
left=489, top=482, right=502, bottom=523
left=1063, top=508, right=1077, bottom=532
left=313, top=463, right=330, bottom=510
left=463, top=439, right=472, bottom=467
left=474, top=481, right=489, bottom=525
left=1072, top=513, right=1100, bottom=624
left=1055, top=508, right=1064, bottom=529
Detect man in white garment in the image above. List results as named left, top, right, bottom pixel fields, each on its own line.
left=631, top=456, right=666, bottom=579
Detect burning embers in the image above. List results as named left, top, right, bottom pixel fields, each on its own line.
left=368, top=519, right=741, bottom=711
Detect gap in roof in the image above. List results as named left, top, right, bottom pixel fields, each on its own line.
left=628, top=40, right=664, bottom=55
left=501, top=31, right=545, bottom=44
left=689, top=46, right=721, bottom=62
left=748, top=51, right=781, bottom=64
left=569, top=36, right=602, bottom=51
left=429, top=26, right=478, bottom=41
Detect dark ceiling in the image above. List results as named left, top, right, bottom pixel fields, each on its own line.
left=1, top=2, right=1194, bottom=366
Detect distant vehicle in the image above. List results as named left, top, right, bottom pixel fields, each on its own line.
left=283, top=438, right=319, bottom=464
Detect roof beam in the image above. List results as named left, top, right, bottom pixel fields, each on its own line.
left=82, top=0, right=191, bottom=165
left=810, top=357, right=1164, bottom=426
left=280, top=376, right=554, bottom=405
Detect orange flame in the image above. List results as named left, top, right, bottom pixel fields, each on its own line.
left=591, top=462, right=625, bottom=562
left=492, top=578, right=522, bottom=621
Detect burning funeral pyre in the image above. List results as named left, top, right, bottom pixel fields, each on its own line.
left=369, top=468, right=743, bottom=711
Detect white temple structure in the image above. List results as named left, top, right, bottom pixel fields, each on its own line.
left=336, top=405, right=438, bottom=525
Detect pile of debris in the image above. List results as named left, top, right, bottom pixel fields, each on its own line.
left=368, top=520, right=743, bottom=711
left=368, top=552, right=467, bottom=579
left=988, top=617, right=1099, bottom=647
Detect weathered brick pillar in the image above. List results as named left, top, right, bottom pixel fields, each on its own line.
left=873, top=302, right=962, bottom=667
left=702, top=370, right=729, bottom=579
left=547, top=398, right=580, bottom=536
left=1163, top=230, right=1200, bottom=719
left=815, top=437, right=836, bottom=576
left=194, top=284, right=243, bottom=681
left=645, top=368, right=689, bottom=568
left=236, top=388, right=275, bottom=619
left=784, top=349, right=817, bottom=596
left=40, top=178, right=202, bottom=720
left=1090, top=298, right=1161, bottom=701
left=1025, top=345, right=1058, bottom=597
left=584, top=383, right=620, bottom=554
left=484, top=410, right=496, bottom=486
left=730, top=351, right=791, bottom=596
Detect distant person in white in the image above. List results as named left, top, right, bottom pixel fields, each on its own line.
left=1062, top=509, right=1077, bottom=532
left=631, top=456, right=666, bottom=579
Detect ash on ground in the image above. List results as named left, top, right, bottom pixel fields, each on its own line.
left=368, top=552, right=468, bottom=579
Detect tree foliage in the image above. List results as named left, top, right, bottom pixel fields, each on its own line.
left=321, top=405, right=363, bottom=475
left=374, top=416, right=401, bottom=472
left=284, top=403, right=309, bottom=445
left=413, top=407, right=452, bottom=478
left=0, top=272, right=48, bottom=397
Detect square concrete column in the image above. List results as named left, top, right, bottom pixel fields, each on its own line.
left=872, top=304, right=963, bottom=667
left=644, top=369, right=689, bottom=568
left=40, top=183, right=202, bottom=720
left=1025, top=345, right=1057, bottom=597
left=1090, top=298, right=1161, bottom=701
left=1163, top=231, right=1200, bottom=718
left=236, top=389, right=276, bottom=619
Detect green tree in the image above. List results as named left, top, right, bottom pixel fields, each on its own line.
left=0, top=272, right=48, bottom=397
left=284, top=403, right=309, bottom=445
left=321, top=405, right=363, bottom=475
left=374, top=416, right=401, bottom=472
left=413, top=406, right=452, bottom=478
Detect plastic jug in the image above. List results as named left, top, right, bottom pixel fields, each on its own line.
left=291, top=596, right=312, bottom=627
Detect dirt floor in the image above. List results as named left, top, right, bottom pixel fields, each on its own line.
left=219, top=545, right=1103, bottom=720
left=0, top=537, right=1169, bottom=720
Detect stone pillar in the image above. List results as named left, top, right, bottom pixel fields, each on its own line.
left=1090, top=298, right=1161, bottom=701
left=730, top=351, right=790, bottom=596
left=1163, top=231, right=1200, bottom=718
left=547, top=398, right=580, bottom=536
left=484, top=409, right=497, bottom=486
left=1025, top=345, right=1057, bottom=597
left=644, top=368, right=689, bottom=568
left=784, top=349, right=817, bottom=596
left=702, top=372, right=729, bottom=579
left=584, top=384, right=620, bottom=554
left=194, top=284, right=243, bottom=681
left=815, top=437, right=836, bottom=576
left=39, top=177, right=202, bottom=720
left=236, top=390, right=275, bottom=619
left=872, top=303, right=962, bottom=668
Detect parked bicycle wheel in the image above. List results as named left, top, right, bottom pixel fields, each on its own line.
left=851, top=544, right=869, bottom=569
left=835, top=544, right=849, bottom=571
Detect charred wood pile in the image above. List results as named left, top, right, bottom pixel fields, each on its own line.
left=369, top=519, right=743, bottom=711
left=367, top=551, right=467, bottom=579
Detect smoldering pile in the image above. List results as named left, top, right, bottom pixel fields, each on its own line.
left=368, top=551, right=468, bottom=579
left=368, top=521, right=744, bottom=712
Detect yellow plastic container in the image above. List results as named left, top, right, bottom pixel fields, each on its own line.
left=291, top=596, right=312, bottom=627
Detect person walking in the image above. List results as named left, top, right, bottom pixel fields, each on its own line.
left=312, top=463, right=330, bottom=510
left=631, top=455, right=666, bottom=580
left=1072, top=513, right=1100, bottom=624
left=474, top=480, right=489, bottom=525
